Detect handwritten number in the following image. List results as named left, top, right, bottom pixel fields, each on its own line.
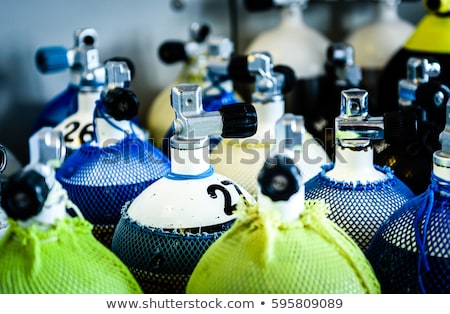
left=63, top=121, right=80, bottom=143
left=207, top=180, right=245, bottom=215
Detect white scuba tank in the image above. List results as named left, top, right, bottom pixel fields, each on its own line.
left=111, top=84, right=257, bottom=294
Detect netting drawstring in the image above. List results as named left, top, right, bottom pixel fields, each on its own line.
left=415, top=173, right=450, bottom=293
left=92, top=99, right=136, bottom=143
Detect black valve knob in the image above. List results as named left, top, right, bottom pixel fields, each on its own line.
left=227, top=55, right=254, bottom=83
left=1, top=169, right=50, bottom=221
left=415, top=81, right=450, bottom=128
left=158, top=41, right=188, bottom=64
left=35, top=46, right=69, bottom=73
left=257, top=154, right=301, bottom=202
left=219, top=103, right=257, bottom=138
left=102, top=88, right=139, bottom=121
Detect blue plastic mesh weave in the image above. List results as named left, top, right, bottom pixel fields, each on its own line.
left=56, top=135, right=170, bottom=248
left=112, top=203, right=234, bottom=294
left=366, top=174, right=449, bottom=293
left=305, top=164, right=415, bottom=252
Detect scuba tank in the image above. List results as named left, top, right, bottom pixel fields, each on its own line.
left=33, top=27, right=139, bottom=155
left=55, top=61, right=170, bottom=249
left=366, top=94, right=450, bottom=293
left=112, top=84, right=257, bottom=294
left=211, top=51, right=330, bottom=198
left=243, top=0, right=330, bottom=116
left=186, top=114, right=380, bottom=294
left=0, top=128, right=142, bottom=293
left=375, top=57, right=448, bottom=195
left=378, top=0, right=450, bottom=115
left=305, top=88, right=415, bottom=252
left=345, top=0, right=416, bottom=113
left=146, top=22, right=211, bottom=149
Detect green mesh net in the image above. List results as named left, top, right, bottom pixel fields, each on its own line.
left=0, top=215, right=142, bottom=294
left=186, top=199, right=381, bottom=294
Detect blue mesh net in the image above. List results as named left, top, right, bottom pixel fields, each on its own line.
left=366, top=174, right=449, bottom=293
left=55, top=135, right=170, bottom=248
left=305, top=164, right=415, bottom=252
left=112, top=203, right=234, bottom=294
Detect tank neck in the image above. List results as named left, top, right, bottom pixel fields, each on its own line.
left=252, top=98, right=285, bottom=140
left=279, top=3, right=304, bottom=27
left=376, top=1, right=400, bottom=22
left=327, top=145, right=386, bottom=184
left=170, top=145, right=211, bottom=176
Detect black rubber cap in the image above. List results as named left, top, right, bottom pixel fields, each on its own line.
left=158, top=41, right=187, bottom=64
left=227, top=55, right=254, bottom=82
left=274, top=64, right=296, bottom=94
left=105, top=57, right=136, bottom=80
left=244, top=0, right=274, bottom=12
left=257, top=154, right=301, bottom=202
left=1, top=169, right=50, bottom=221
left=191, top=23, right=210, bottom=43
left=219, top=102, right=257, bottom=138
left=35, top=46, right=69, bottom=73
left=103, top=88, right=139, bottom=121
left=415, top=81, right=450, bottom=128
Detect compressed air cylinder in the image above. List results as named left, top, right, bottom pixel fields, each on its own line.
left=0, top=128, right=142, bottom=294
left=378, top=0, right=450, bottom=115
left=112, top=84, right=257, bottom=294
left=56, top=62, right=170, bottom=249
left=243, top=0, right=330, bottom=116
left=366, top=94, right=450, bottom=294
left=305, top=89, right=415, bottom=252
left=374, top=57, right=448, bottom=195
left=345, top=0, right=415, bottom=113
left=33, top=28, right=140, bottom=154
left=210, top=52, right=330, bottom=198
left=186, top=126, right=381, bottom=293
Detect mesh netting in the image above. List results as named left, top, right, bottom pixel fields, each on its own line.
left=112, top=202, right=234, bottom=294
left=305, top=164, right=415, bottom=252
left=0, top=216, right=142, bottom=294
left=55, top=135, right=170, bottom=248
left=186, top=199, right=380, bottom=294
left=366, top=174, right=450, bottom=293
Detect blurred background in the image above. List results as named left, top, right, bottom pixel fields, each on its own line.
left=0, top=0, right=426, bottom=165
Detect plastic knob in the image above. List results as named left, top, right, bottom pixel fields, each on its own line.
left=158, top=41, right=188, bottom=64
left=103, top=88, right=139, bottom=121
left=35, top=46, right=69, bottom=73
left=219, top=103, right=257, bottom=138
left=257, top=154, right=301, bottom=201
left=415, top=81, right=450, bottom=125
left=227, top=55, right=254, bottom=82
left=274, top=65, right=296, bottom=94
left=190, top=22, right=210, bottom=43
left=1, top=169, right=50, bottom=221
